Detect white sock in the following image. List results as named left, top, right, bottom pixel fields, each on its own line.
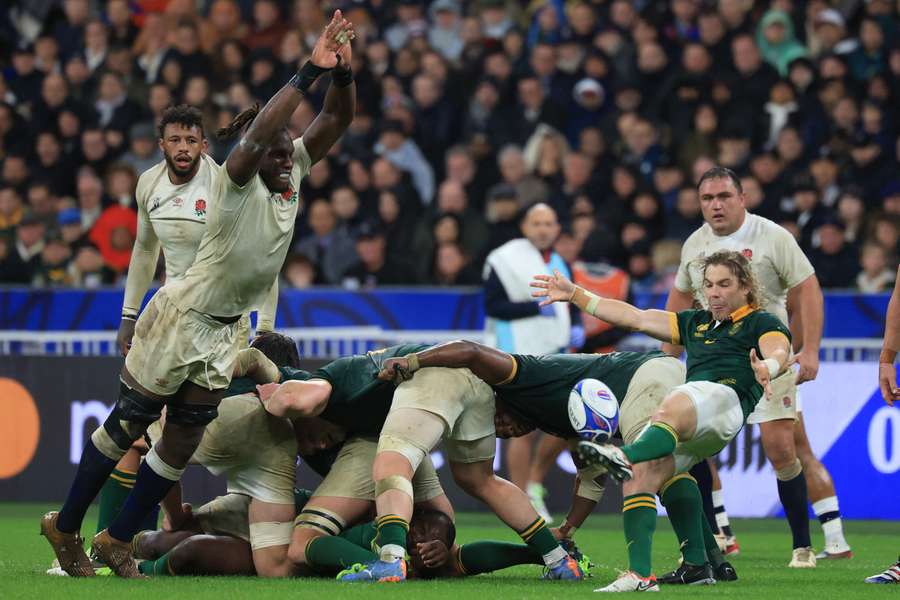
left=812, top=496, right=848, bottom=550
left=711, top=490, right=732, bottom=534
left=543, top=545, right=568, bottom=567
left=380, top=543, right=405, bottom=562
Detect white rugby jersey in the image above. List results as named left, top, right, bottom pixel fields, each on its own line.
left=674, top=212, right=815, bottom=325
left=166, top=138, right=311, bottom=318
left=121, top=154, right=217, bottom=316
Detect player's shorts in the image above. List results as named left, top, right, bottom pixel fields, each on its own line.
left=125, top=287, right=245, bottom=396
left=390, top=366, right=496, bottom=459
left=669, top=381, right=744, bottom=474
left=619, top=356, right=686, bottom=444
left=195, top=493, right=252, bottom=542
left=195, top=394, right=297, bottom=504
left=311, top=437, right=444, bottom=502
left=746, top=369, right=799, bottom=424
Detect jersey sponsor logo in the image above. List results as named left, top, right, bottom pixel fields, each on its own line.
left=194, top=198, right=207, bottom=217
left=696, top=323, right=710, bottom=332
left=729, top=322, right=744, bottom=335
left=704, top=339, right=716, bottom=344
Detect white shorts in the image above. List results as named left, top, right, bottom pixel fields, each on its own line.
left=670, top=381, right=744, bottom=474
left=125, top=287, right=245, bottom=395
left=620, top=357, right=686, bottom=443
left=746, top=369, right=799, bottom=424
left=195, top=493, right=252, bottom=542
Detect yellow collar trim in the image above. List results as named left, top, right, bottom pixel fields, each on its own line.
left=729, top=304, right=755, bottom=322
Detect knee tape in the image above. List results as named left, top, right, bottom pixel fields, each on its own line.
left=166, top=403, right=219, bottom=426
left=775, top=458, right=802, bottom=481
left=145, top=445, right=186, bottom=482
left=374, top=475, right=414, bottom=501
left=376, top=434, right=428, bottom=472
left=294, top=507, right=346, bottom=537
left=576, top=470, right=607, bottom=502
left=249, top=521, right=294, bottom=550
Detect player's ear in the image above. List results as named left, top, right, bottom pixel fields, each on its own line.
left=201, top=137, right=209, bottom=152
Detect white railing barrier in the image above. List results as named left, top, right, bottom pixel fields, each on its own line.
left=0, top=329, right=884, bottom=361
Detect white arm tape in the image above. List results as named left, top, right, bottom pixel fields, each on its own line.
left=763, top=358, right=781, bottom=378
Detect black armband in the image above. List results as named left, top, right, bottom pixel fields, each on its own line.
left=290, top=61, right=330, bottom=94
left=332, top=65, right=354, bottom=88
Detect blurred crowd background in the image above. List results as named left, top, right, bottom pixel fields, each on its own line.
left=0, top=0, right=899, bottom=294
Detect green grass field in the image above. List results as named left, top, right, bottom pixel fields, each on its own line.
left=1, top=503, right=897, bottom=598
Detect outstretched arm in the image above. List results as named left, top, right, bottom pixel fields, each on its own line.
left=531, top=270, right=677, bottom=344
left=301, top=46, right=356, bottom=165
left=660, top=286, right=694, bottom=357
left=225, top=11, right=352, bottom=186
left=376, top=340, right=515, bottom=384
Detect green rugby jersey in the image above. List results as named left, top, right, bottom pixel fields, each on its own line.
left=224, top=366, right=313, bottom=397
left=497, top=351, right=669, bottom=437
left=672, top=305, right=791, bottom=418
left=312, top=344, right=431, bottom=435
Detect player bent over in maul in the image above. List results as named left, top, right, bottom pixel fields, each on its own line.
left=41, top=11, right=356, bottom=578
left=533, top=250, right=793, bottom=592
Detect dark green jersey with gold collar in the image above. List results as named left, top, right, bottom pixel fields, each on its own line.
left=497, top=351, right=669, bottom=437
left=312, top=344, right=431, bottom=435
left=673, top=306, right=791, bottom=418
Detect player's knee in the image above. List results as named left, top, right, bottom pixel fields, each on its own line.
left=92, top=381, right=164, bottom=460
left=375, top=434, right=427, bottom=476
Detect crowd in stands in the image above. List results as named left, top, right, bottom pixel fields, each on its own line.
left=0, top=0, right=899, bottom=293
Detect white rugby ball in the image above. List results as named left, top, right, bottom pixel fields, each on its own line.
left=568, top=378, right=619, bottom=443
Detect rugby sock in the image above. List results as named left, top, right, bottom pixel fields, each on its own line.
left=712, top=490, right=734, bottom=537
left=812, top=497, right=849, bottom=550
left=138, top=552, right=174, bottom=575
left=689, top=461, right=718, bottom=532
left=518, top=517, right=567, bottom=566
left=775, top=460, right=811, bottom=549
left=306, top=535, right=377, bottom=573
left=701, top=510, right=727, bottom=569
left=108, top=451, right=184, bottom=542
left=658, top=476, right=706, bottom=566
left=57, top=440, right=120, bottom=533
left=374, top=515, right=408, bottom=562
left=95, top=469, right=135, bottom=534
left=623, top=494, right=657, bottom=577
left=457, top=541, right=541, bottom=575
left=621, top=423, right=678, bottom=464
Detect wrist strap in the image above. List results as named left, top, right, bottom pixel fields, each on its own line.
left=290, top=61, right=329, bottom=93
left=405, top=353, right=420, bottom=373
left=881, top=348, right=897, bottom=364
left=332, top=65, right=353, bottom=87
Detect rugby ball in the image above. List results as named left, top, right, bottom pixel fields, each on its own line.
left=568, top=379, right=619, bottom=443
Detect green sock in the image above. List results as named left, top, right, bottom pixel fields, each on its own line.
left=659, top=476, right=707, bottom=566
left=96, top=469, right=135, bottom=534
left=458, top=541, right=541, bottom=575
left=621, top=423, right=678, bottom=464
left=519, top=517, right=566, bottom=565
left=138, top=552, right=173, bottom=575
left=306, top=534, right=378, bottom=574
left=623, top=494, right=657, bottom=577
left=701, top=508, right=726, bottom=569
left=374, top=515, right=409, bottom=557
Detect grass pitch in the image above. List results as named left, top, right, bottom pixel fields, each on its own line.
left=0, top=503, right=897, bottom=599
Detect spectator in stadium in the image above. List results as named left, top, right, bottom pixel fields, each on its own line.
left=377, top=189, right=417, bottom=265
left=374, top=119, right=434, bottom=206
left=428, top=0, right=464, bottom=62
left=757, top=9, right=808, bottom=76
left=857, top=242, right=895, bottom=292
left=120, top=122, right=163, bottom=176
left=294, top=198, right=357, bottom=285
left=0, top=211, right=45, bottom=284
left=484, top=183, right=522, bottom=253
left=809, top=218, right=860, bottom=288
left=281, top=253, right=316, bottom=289
left=431, top=241, right=480, bottom=286
left=497, top=144, right=549, bottom=209
left=342, top=222, right=416, bottom=289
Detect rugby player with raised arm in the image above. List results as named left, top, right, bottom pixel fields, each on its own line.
left=41, top=11, right=356, bottom=578
left=533, top=250, right=794, bottom=592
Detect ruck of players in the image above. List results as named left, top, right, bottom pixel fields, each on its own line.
left=28, top=8, right=897, bottom=594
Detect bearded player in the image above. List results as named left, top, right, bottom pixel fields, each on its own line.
left=41, top=11, right=356, bottom=577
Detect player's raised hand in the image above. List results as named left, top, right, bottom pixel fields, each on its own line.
left=416, top=540, right=450, bottom=568
left=310, top=10, right=355, bottom=70
left=878, top=362, right=899, bottom=406
left=531, top=269, right=577, bottom=306
left=749, top=348, right=773, bottom=398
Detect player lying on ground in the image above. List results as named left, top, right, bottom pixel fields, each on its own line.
left=259, top=345, right=583, bottom=582
left=41, top=12, right=356, bottom=578
left=376, top=340, right=735, bottom=586
left=533, top=249, right=793, bottom=592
